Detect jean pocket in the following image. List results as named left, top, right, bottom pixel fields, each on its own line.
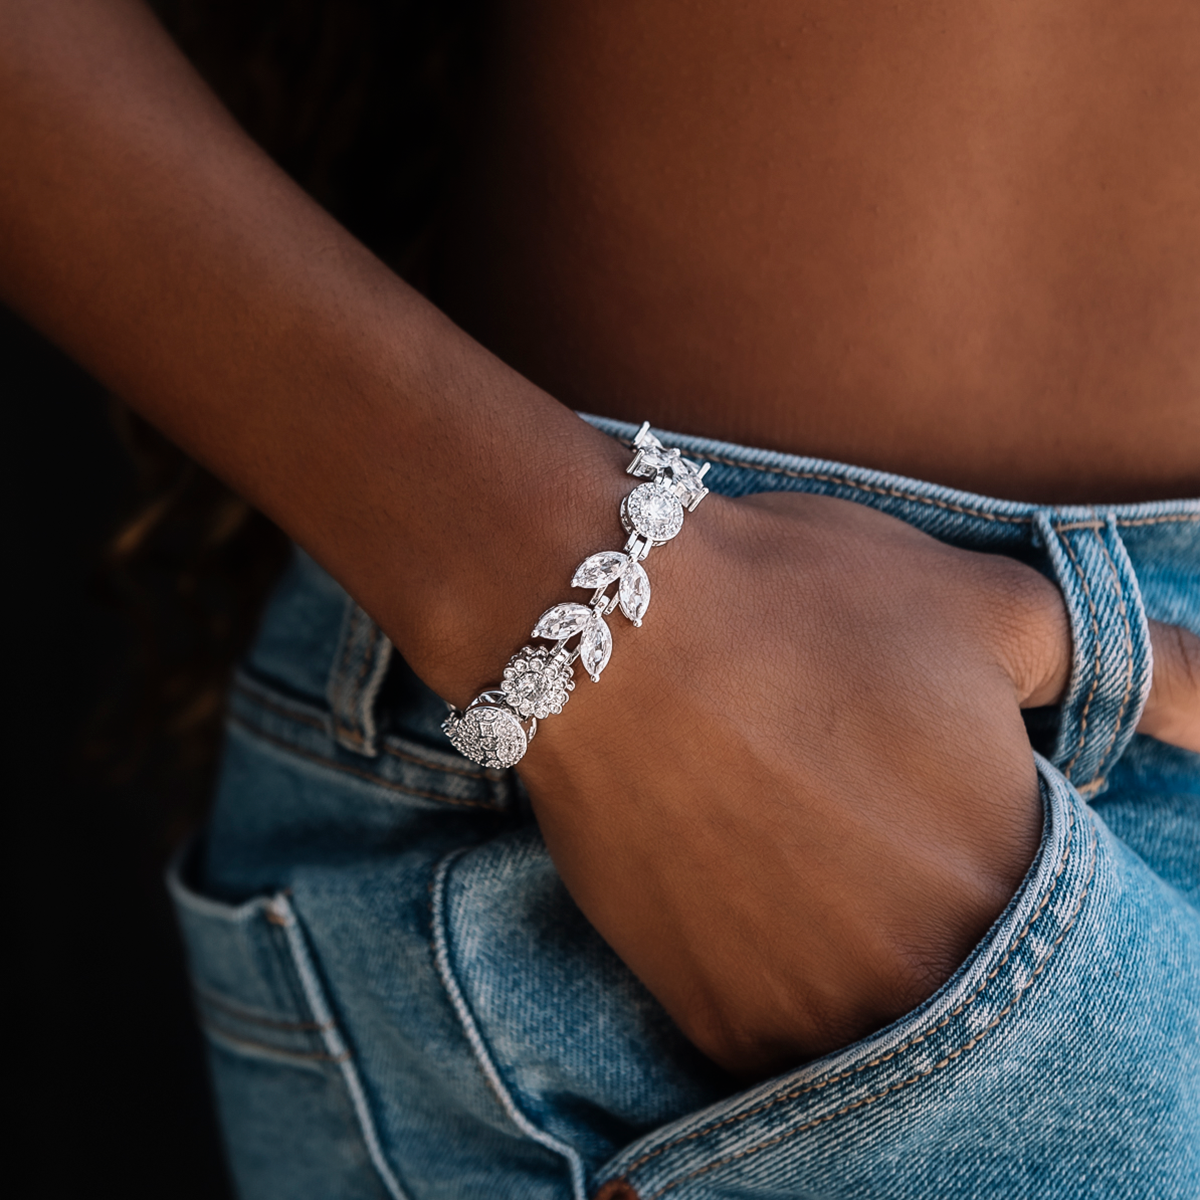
left=167, top=849, right=408, bottom=1200
left=431, top=826, right=732, bottom=1189
left=433, top=766, right=1095, bottom=1199
left=589, top=757, right=1106, bottom=1200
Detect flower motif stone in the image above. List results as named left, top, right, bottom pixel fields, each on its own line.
left=501, top=646, right=575, bottom=718
left=441, top=419, right=709, bottom=768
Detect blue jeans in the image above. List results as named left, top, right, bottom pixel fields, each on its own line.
left=170, top=417, right=1200, bottom=1199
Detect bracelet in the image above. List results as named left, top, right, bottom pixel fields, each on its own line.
left=442, top=422, right=710, bottom=768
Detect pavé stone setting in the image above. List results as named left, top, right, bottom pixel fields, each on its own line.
left=630, top=442, right=709, bottom=510
left=501, top=645, right=575, bottom=718
left=623, top=483, right=685, bottom=543
left=443, top=703, right=529, bottom=769
left=442, top=422, right=709, bottom=767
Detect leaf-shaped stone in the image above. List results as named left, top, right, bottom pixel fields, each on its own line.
left=640, top=444, right=681, bottom=471
left=578, top=612, right=612, bottom=682
left=618, top=561, right=651, bottom=626
left=571, top=551, right=629, bottom=589
left=532, top=602, right=594, bottom=642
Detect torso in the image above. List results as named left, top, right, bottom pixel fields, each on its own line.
left=435, top=0, right=1200, bottom=502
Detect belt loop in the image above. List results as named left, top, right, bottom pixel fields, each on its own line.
left=1032, top=510, right=1153, bottom=797
left=326, top=598, right=393, bottom=757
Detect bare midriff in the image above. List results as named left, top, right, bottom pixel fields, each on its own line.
left=435, top=0, right=1200, bottom=503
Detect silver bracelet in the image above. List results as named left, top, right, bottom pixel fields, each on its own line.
left=443, top=422, right=710, bottom=768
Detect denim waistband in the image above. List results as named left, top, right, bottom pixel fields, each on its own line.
left=583, top=417, right=1200, bottom=794
left=241, top=417, right=1197, bottom=804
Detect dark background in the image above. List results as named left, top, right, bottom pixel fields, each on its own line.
left=9, top=301, right=234, bottom=1197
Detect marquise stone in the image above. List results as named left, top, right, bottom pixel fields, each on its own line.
left=578, top=612, right=613, bottom=681
left=532, top=602, right=594, bottom=641
left=572, top=551, right=629, bottom=589
left=618, top=561, right=651, bottom=625
left=634, top=444, right=681, bottom=476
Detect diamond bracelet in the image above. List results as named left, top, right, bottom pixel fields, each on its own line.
left=442, top=422, right=710, bottom=769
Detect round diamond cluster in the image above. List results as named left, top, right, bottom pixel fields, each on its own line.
left=501, top=646, right=575, bottom=718
left=625, top=483, right=685, bottom=542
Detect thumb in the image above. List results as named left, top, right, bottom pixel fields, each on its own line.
left=1138, top=620, right=1200, bottom=753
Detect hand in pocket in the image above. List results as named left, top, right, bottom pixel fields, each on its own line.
left=516, top=491, right=1198, bottom=1080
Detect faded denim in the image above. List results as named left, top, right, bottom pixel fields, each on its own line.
left=170, top=417, right=1200, bottom=1199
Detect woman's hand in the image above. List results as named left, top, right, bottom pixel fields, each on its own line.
left=515, top=490, right=1198, bottom=1080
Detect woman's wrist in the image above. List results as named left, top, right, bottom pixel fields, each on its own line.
left=375, top=398, right=635, bottom=707
left=440, top=423, right=714, bottom=766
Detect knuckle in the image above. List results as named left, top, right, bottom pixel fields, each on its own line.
left=971, top=555, right=1069, bottom=700
left=1170, top=623, right=1200, bottom=688
left=1149, top=620, right=1200, bottom=708
left=1141, top=620, right=1200, bottom=750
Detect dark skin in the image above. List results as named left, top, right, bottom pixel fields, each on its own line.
left=441, top=0, right=1200, bottom=503
left=1, top=0, right=1197, bottom=1080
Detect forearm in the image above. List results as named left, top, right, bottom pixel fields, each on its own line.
left=0, top=0, right=628, bottom=702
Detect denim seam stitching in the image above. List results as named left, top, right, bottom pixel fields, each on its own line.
left=429, top=849, right=589, bottom=1200
left=268, top=893, right=412, bottom=1200
left=640, top=440, right=1200, bottom=527
left=331, top=601, right=363, bottom=745
left=380, top=738, right=488, bottom=781
left=1088, top=525, right=1137, bottom=783
left=193, top=982, right=334, bottom=1032
left=649, top=447, right=1028, bottom=523
left=1057, top=531, right=1105, bottom=782
left=620, top=804, right=1078, bottom=1178
left=234, top=681, right=327, bottom=731
left=639, top=813, right=1098, bottom=1200
left=232, top=678, right=489, bottom=780
left=339, top=619, right=386, bottom=748
left=202, top=1022, right=349, bottom=1063
left=1114, top=514, right=1200, bottom=526
left=228, top=713, right=504, bottom=811
left=333, top=605, right=383, bottom=748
